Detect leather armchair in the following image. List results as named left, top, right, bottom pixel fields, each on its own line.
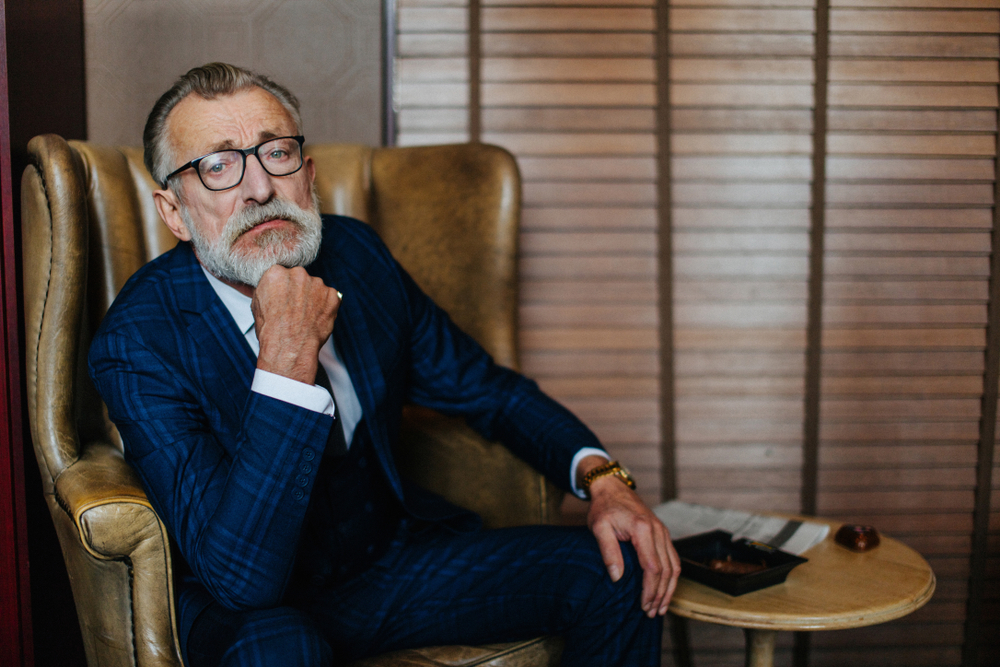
left=21, top=134, right=564, bottom=667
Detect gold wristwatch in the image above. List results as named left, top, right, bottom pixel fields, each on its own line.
left=582, top=460, right=636, bottom=499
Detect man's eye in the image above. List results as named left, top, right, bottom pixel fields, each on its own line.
left=268, top=149, right=289, bottom=160
left=207, top=162, right=228, bottom=174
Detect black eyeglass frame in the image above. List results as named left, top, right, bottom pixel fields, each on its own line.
left=165, top=135, right=306, bottom=191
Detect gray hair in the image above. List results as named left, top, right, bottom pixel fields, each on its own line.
left=143, top=62, right=303, bottom=188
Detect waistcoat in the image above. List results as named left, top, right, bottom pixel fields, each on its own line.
left=290, top=417, right=403, bottom=593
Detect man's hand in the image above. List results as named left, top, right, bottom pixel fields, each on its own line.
left=582, top=456, right=681, bottom=618
left=251, top=265, right=341, bottom=384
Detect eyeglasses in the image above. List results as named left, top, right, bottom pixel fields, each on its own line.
left=165, top=135, right=305, bottom=191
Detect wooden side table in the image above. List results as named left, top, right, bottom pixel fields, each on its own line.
left=667, top=518, right=935, bottom=667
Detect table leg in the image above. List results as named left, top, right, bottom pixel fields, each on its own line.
left=744, top=628, right=777, bottom=667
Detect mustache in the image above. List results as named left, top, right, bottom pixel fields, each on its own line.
left=223, top=197, right=314, bottom=244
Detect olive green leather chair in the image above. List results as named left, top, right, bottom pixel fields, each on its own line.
left=21, top=134, right=564, bottom=667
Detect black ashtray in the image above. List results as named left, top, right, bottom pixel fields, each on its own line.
left=674, top=530, right=808, bottom=596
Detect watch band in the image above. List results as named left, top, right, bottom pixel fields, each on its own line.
left=582, top=460, right=636, bottom=499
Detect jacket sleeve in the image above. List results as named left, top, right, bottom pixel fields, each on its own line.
left=395, top=263, right=605, bottom=492
left=89, top=329, right=333, bottom=611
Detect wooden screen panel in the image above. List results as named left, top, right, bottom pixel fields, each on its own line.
left=398, top=1, right=664, bottom=510
left=668, top=3, right=815, bottom=663
left=815, top=2, right=999, bottom=665
left=481, top=0, right=662, bottom=508
left=397, top=0, right=470, bottom=144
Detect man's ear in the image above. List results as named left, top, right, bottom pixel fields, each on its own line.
left=153, top=187, right=192, bottom=242
left=304, top=154, right=316, bottom=185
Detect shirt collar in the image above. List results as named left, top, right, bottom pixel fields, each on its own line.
left=200, top=266, right=255, bottom=336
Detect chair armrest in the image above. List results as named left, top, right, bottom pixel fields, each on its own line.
left=53, top=441, right=183, bottom=667
left=54, top=442, right=165, bottom=558
left=398, top=406, right=562, bottom=529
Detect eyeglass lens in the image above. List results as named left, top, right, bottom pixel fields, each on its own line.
left=198, top=137, right=303, bottom=190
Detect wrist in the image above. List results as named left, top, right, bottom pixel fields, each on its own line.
left=581, top=459, right=636, bottom=500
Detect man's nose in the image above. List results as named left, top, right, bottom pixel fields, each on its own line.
left=239, top=153, right=276, bottom=203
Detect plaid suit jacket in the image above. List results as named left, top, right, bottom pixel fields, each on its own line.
left=89, top=215, right=602, bottom=620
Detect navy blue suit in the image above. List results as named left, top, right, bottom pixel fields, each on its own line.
left=89, top=215, right=661, bottom=666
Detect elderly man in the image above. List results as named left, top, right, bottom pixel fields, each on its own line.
left=89, top=62, right=679, bottom=667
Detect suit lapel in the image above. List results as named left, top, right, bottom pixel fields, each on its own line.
left=170, top=243, right=256, bottom=422
left=311, top=224, right=401, bottom=495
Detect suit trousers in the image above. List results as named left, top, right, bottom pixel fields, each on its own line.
left=185, top=522, right=662, bottom=667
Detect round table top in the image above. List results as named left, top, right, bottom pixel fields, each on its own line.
left=668, top=518, right=936, bottom=631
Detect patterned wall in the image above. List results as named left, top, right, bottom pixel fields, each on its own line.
left=85, top=0, right=383, bottom=147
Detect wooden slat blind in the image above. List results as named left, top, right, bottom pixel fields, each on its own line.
left=812, top=2, right=998, bottom=665
left=395, top=0, right=1000, bottom=663
left=667, top=2, right=816, bottom=661
left=398, top=0, right=664, bottom=510
left=397, top=0, right=470, bottom=145
left=482, top=0, right=662, bottom=510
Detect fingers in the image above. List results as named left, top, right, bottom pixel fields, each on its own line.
left=661, top=531, right=681, bottom=615
left=251, top=266, right=342, bottom=383
left=592, top=520, right=625, bottom=583
left=628, top=518, right=665, bottom=617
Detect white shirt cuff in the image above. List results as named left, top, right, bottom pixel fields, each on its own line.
left=251, top=369, right=336, bottom=417
left=570, top=447, right=611, bottom=499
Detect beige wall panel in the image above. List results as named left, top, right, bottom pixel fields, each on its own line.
left=86, top=0, right=383, bottom=147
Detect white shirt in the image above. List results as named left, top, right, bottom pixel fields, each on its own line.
left=202, top=267, right=603, bottom=496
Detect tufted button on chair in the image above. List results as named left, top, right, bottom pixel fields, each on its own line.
left=21, top=134, right=564, bottom=667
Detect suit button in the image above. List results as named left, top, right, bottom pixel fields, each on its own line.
left=299, top=461, right=313, bottom=474
left=365, top=502, right=374, bottom=513
left=296, top=476, right=308, bottom=487
left=358, top=457, right=367, bottom=469
left=366, top=544, right=375, bottom=555
left=293, top=489, right=304, bottom=501
left=303, top=448, right=316, bottom=461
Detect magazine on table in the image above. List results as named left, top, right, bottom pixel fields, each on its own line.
left=654, top=500, right=830, bottom=556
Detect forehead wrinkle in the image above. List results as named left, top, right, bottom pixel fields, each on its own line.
left=167, top=89, right=297, bottom=166
left=205, top=130, right=283, bottom=155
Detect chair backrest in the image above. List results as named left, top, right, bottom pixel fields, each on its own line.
left=22, top=134, right=561, bottom=529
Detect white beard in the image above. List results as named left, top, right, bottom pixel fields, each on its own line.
left=183, top=192, right=323, bottom=287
